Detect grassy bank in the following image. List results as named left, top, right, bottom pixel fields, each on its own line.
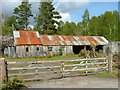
left=92, top=69, right=118, bottom=78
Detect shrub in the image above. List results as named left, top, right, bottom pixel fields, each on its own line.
left=58, top=48, right=63, bottom=56
left=53, top=53, right=59, bottom=56
left=47, top=54, right=51, bottom=58
left=2, top=78, right=26, bottom=90
left=3, top=54, right=8, bottom=57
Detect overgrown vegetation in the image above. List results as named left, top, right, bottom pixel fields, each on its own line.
left=2, top=78, right=26, bottom=90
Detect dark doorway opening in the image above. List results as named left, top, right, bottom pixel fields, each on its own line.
left=73, top=45, right=84, bottom=54
left=96, top=45, right=103, bottom=51
left=86, top=45, right=92, bottom=51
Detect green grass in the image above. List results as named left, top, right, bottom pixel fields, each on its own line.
left=93, top=70, right=118, bottom=78
left=3, top=54, right=80, bottom=62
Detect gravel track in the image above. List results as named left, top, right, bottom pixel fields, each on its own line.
left=29, top=76, right=118, bottom=88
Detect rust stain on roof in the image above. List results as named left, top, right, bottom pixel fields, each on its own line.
left=13, top=31, right=108, bottom=46
left=13, top=31, right=42, bottom=45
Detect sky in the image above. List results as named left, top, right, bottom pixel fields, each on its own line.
left=1, top=0, right=119, bottom=27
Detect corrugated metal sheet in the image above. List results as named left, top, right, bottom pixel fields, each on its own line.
left=13, top=31, right=42, bottom=45
left=13, top=31, right=109, bottom=46
left=13, top=31, right=20, bottom=38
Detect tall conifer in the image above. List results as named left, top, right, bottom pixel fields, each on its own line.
left=35, top=1, right=61, bottom=34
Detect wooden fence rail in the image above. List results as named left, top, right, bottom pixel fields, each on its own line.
left=0, top=57, right=112, bottom=82
left=7, top=57, right=107, bottom=64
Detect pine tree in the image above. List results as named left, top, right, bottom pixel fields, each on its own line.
left=82, top=9, right=90, bottom=35
left=13, top=0, right=33, bottom=30
left=82, top=9, right=90, bottom=22
left=34, top=1, right=61, bottom=35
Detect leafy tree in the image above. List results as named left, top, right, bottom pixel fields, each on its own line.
left=99, top=11, right=118, bottom=41
left=0, top=14, right=2, bottom=46
left=13, top=0, right=33, bottom=30
left=2, top=26, right=12, bottom=36
left=112, top=11, right=119, bottom=41
left=2, top=15, right=18, bottom=35
left=59, top=21, right=77, bottom=35
left=88, top=16, right=100, bottom=36
left=4, top=15, right=16, bottom=29
left=0, top=13, right=2, bottom=35
left=77, top=22, right=85, bottom=36
left=77, top=10, right=119, bottom=41
left=2, top=15, right=17, bottom=35
left=34, top=1, right=61, bottom=35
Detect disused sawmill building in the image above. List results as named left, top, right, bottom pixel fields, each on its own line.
left=3, top=31, right=109, bottom=57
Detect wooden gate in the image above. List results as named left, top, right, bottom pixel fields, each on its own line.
left=61, top=57, right=109, bottom=77
left=5, top=57, right=112, bottom=81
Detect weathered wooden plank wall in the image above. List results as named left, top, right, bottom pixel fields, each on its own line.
left=5, top=45, right=74, bottom=57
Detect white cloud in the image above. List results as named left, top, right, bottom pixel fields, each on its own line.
left=59, top=12, right=71, bottom=22
left=53, top=0, right=89, bottom=22
left=28, top=25, right=34, bottom=29
left=55, top=12, right=71, bottom=23
left=54, top=0, right=89, bottom=13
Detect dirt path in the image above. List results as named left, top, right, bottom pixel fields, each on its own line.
left=29, top=76, right=118, bottom=88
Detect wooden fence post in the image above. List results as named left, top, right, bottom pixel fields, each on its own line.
left=0, top=58, right=8, bottom=82
left=108, top=54, right=113, bottom=72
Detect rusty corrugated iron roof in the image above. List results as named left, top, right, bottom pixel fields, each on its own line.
left=13, top=31, right=109, bottom=46
left=13, top=31, right=42, bottom=45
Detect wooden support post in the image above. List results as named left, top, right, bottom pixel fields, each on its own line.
left=108, top=54, right=112, bottom=72
left=84, top=46, right=87, bottom=58
left=93, top=46, right=96, bottom=57
left=0, top=58, right=8, bottom=83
